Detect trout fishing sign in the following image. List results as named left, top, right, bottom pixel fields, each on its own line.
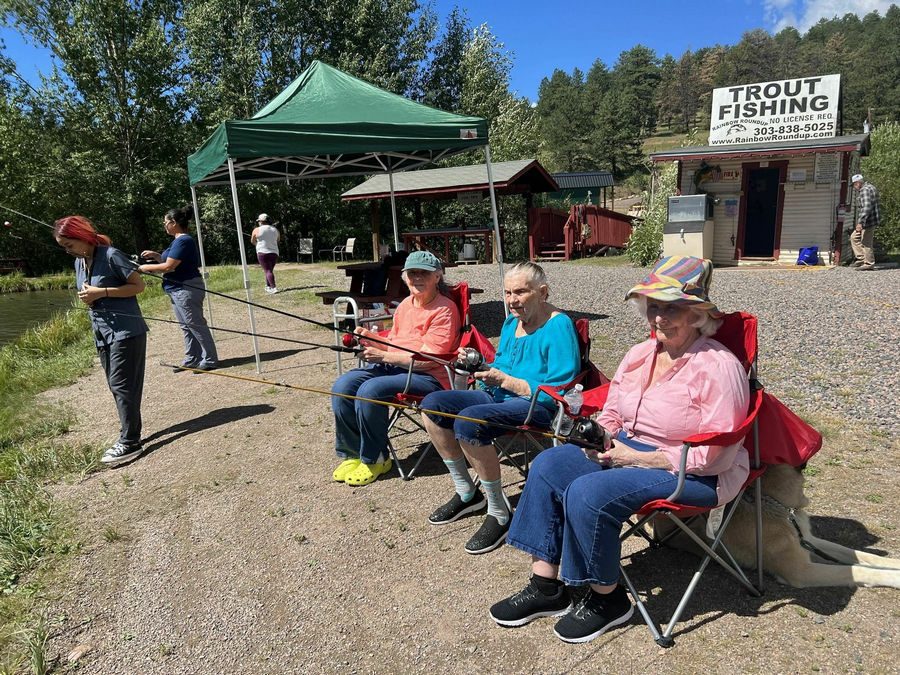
left=709, top=74, right=840, bottom=145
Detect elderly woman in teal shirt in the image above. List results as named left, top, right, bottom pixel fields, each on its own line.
left=421, top=262, right=581, bottom=555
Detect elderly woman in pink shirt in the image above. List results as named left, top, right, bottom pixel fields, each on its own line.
left=330, top=251, right=461, bottom=487
left=489, top=256, right=749, bottom=644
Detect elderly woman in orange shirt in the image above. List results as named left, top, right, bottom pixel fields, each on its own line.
left=330, top=251, right=461, bottom=487
left=489, top=256, right=749, bottom=644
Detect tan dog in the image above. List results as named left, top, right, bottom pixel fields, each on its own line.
left=653, top=464, right=900, bottom=588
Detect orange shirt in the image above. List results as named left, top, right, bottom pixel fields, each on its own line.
left=387, top=293, right=461, bottom=388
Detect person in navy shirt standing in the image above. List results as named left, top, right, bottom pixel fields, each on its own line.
left=139, top=205, right=218, bottom=371
left=54, top=215, right=148, bottom=467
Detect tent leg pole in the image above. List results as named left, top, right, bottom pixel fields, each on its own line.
left=227, top=158, right=262, bottom=374
left=190, top=186, right=214, bottom=328
left=388, top=169, right=400, bottom=252
left=484, top=145, right=507, bottom=316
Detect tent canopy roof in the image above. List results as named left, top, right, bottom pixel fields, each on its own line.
left=341, top=159, right=558, bottom=201
left=188, top=61, right=489, bottom=186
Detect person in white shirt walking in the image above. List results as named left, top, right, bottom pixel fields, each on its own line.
left=251, top=214, right=281, bottom=293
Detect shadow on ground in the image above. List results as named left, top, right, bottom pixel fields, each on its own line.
left=141, top=404, right=277, bottom=456
left=215, top=348, right=318, bottom=369
left=618, top=514, right=888, bottom=643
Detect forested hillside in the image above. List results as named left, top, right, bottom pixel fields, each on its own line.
left=1, top=2, right=897, bottom=271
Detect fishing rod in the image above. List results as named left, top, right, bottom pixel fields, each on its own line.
left=7, top=204, right=454, bottom=369
left=0, top=204, right=54, bottom=230
left=2, top=221, right=62, bottom=253
left=54, top=303, right=360, bottom=354
left=109, top=257, right=456, bottom=368
left=160, top=362, right=607, bottom=451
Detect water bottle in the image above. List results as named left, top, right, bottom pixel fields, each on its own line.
left=563, top=384, right=584, bottom=416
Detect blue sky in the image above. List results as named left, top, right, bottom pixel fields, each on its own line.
left=1, top=0, right=895, bottom=101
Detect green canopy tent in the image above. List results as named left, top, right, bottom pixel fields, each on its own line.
left=187, top=60, right=504, bottom=372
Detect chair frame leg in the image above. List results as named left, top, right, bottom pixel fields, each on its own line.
left=385, top=407, right=433, bottom=481
left=621, top=489, right=762, bottom=646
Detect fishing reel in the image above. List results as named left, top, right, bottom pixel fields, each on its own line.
left=567, top=417, right=611, bottom=449
left=129, top=253, right=156, bottom=265
left=455, top=348, right=489, bottom=373
left=340, top=332, right=362, bottom=352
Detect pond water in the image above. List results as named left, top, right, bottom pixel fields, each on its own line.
left=0, top=289, right=78, bottom=348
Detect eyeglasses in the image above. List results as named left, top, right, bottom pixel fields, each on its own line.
left=646, top=302, right=690, bottom=318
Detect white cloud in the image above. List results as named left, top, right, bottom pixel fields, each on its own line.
left=764, top=0, right=896, bottom=32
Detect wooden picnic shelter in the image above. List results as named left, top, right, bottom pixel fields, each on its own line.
left=341, top=159, right=559, bottom=263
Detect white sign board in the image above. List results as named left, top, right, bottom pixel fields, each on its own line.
left=709, top=74, right=840, bottom=146
left=814, top=153, right=840, bottom=183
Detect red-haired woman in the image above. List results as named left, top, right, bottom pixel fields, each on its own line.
left=54, top=216, right=149, bottom=467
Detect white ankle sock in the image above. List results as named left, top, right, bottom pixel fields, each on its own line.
left=444, top=456, right=477, bottom=501
left=481, top=478, right=509, bottom=525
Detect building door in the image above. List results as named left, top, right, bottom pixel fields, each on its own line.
left=742, top=167, right=780, bottom=257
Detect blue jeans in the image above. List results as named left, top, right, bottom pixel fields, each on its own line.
left=420, top=389, right=554, bottom=446
left=332, top=364, right=442, bottom=464
left=168, top=279, right=218, bottom=367
left=507, top=444, right=718, bottom=586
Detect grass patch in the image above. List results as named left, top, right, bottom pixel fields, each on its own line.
left=0, top=264, right=256, bottom=669
left=567, top=255, right=634, bottom=268
left=0, top=273, right=77, bottom=294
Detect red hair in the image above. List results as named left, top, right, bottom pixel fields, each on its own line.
left=53, top=215, right=112, bottom=247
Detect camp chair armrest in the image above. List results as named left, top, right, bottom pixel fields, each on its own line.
left=664, top=442, right=693, bottom=503
left=682, top=389, right=763, bottom=447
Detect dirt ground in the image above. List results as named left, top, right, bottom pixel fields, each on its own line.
left=40, top=266, right=899, bottom=674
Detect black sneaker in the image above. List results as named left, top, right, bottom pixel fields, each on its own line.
left=490, top=578, right=572, bottom=627
left=464, top=515, right=510, bottom=554
left=172, top=361, right=199, bottom=372
left=195, top=362, right=218, bottom=372
left=101, top=442, right=144, bottom=467
left=429, top=491, right=487, bottom=525
left=553, top=586, right=634, bottom=643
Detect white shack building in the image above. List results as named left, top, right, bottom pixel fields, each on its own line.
left=650, top=74, right=869, bottom=266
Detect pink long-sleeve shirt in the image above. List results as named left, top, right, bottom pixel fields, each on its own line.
left=597, top=336, right=750, bottom=505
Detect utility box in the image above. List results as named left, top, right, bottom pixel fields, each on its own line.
left=664, top=195, right=715, bottom=260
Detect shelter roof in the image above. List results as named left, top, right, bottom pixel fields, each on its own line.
left=340, top=159, right=558, bottom=201
left=552, top=171, right=614, bottom=189
left=649, top=134, right=869, bottom=162
left=188, top=61, right=488, bottom=186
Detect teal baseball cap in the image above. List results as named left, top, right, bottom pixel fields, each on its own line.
left=402, top=250, right=442, bottom=272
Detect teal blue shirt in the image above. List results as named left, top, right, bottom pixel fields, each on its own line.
left=485, top=313, right=581, bottom=408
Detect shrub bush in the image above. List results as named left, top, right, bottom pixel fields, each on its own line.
left=861, top=121, right=900, bottom=253
left=626, top=162, right=676, bottom=266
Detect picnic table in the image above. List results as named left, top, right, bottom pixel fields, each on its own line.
left=315, top=262, right=407, bottom=306
left=402, top=227, right=496, bottom=264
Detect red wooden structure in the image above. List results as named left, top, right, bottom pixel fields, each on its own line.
left=528, top=205, right=634, bottom=261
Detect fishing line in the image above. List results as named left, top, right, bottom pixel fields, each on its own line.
left=108, top=257, right=455, bottom=367
left=160, top=362, right=603, bottom=451
left=52, top=303, right=359, bottom=354
left=7, top=203, right=454, bottom=368
left=0, top=204, right=54, bottom=230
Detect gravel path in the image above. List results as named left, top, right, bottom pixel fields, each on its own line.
left=39, top=260, right=899, bottom=673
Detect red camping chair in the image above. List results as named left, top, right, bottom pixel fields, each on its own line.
left=385, top=282, right=496, bottom=480
left=493, top=318, right=609, bottom=477
left=555, top=312, right=823, bottom=646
